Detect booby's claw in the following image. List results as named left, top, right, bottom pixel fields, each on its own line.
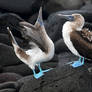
left=42, top=68, right=53, bottom=73
left=34, top=72, right=44, bottom=79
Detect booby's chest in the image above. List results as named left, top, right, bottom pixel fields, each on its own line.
left=62, top=22, right=80, bottom=56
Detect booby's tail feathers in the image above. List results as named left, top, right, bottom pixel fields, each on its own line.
left=7, top=27, right=18, bottom=46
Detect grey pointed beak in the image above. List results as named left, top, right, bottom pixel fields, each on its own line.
left=57, top=14, right=74, bottom=21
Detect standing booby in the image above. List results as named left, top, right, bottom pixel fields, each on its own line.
left=7, top=7, right=55, bottom=79
left=57, top=13, right=92, bottom=68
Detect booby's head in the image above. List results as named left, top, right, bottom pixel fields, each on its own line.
left=57, top=13, right=85, bottom=31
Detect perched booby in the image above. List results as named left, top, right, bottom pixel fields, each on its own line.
left=7, top=7, right=55, bottom=79
left=57, top=13, right=92, bottom=68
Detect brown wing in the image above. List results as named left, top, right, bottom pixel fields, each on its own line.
left=81, top=28, right=92, bottom=42
left=70, top=30, right=92, bottom=59
left=19, top=7, right=48, bottom=52
left=7, top=27, right=30, bottom=61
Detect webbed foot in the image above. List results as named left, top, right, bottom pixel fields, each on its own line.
left=32, top=69, right=44, bottom=79
left=66, top=57, right=84, bottom=68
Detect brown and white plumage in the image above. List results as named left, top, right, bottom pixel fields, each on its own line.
left=70, top=28, right=92, bottom=59
left=57, top=13, right=92, bottom=67
left=7, top=7, right=54, bottom=79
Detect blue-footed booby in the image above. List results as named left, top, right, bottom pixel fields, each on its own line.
left=57, top=13, right=92, bottom=68
left=7, top=7, right=55, bottom=79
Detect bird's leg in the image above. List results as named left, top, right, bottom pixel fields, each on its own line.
left=38, top=63, right=42, bottom=72
left=32, top=68, right=44, bottom=79
left=66, top=57, right=85, bottom=68
left=38, top=63, right=53, bottom=73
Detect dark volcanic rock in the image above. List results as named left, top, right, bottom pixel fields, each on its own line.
left=0, top=0, right=42, bottom=15
left=17, top=75, right=33, bottom=89
left=0, top=43, right=22, bottom=66
left=3, top=64, right=32, bottom=76
left=81, top=4, right=92, bottom=11
left=0, top=88, right=16, bottom=92
left=58, top=0, right=83, bottom=10
left=28, top=13, right=38, bottom=25
left=44, top=0, right=84, bottom=14
left=0, top=13, right=23, bottom=38
left=0, top=66, right=3, bottom=73
left=58, top=52, right=78, bottom=67
left=3, top=61, right=57, bottom=76
left=0, top=33, right=23, bottom=47
left=55, top=39, right=69, bottom=54
left=45, top=14, right=65, bottom=42
left=19, top=63, right=92, bottom=92
left=0, top=82, right=18, bottom=90
left=28, top=11, right=49, bottom=24
left=0, top=34, right=11, bottom=46
left=44, top=0, right=64, bottom=14
left=80, top=0, right=92, bottom=11
left=0, top=73, right=22, bottom=83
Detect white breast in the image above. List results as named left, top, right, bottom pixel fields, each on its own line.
left=62, top=22, right=80, bottom=56
left=26, top=47, right=45, bottom=62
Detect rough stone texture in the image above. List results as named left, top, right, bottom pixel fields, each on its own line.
left=0, top=73, right=22, bottom=83
left=53, top=0, right=83, bottom=10
left=0, top=33, right=23, bottom=47
left=80, top=4, right=92, bottom=11
left=0, top=88, right=16, bottom=92
left=55, top=39, right=69, bottom=54
left=0, top=13, right=23, bottom=39
left=58, top=52, right=78, bottom=67
left=0, top=0, right=42, bottom=15
left=0, top=82, right=18, bottom=90
left=44, top=0, right=64, bottom=14
left=3, top=64, right=32, bottom=76
left=19, top=63, right=92, bottom=92
left=0, top=43, right=22, bottom=66
left=44, top=0, right=84, bottom=14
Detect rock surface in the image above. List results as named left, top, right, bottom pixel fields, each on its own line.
left=0, top=73, right=22, bottom=83
left=0, top=0, right=42, bottom=15
left=0, top=43, right=22, bottom=66
left=53, top=0, right=83, bottom=10
left=19, top=63, right=92, bottom=92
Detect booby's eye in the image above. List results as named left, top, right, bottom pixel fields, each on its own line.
left=68, top=16, right=74, bottom=21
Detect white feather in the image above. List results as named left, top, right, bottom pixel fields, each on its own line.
left=62, top=22, right=80, bottom=57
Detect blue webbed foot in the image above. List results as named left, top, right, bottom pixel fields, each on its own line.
left=32, top=69, right=44, bottom=79
left=34, top=71, right=44, bottom=79
left=66, top=57, right=84, bottom=68
left=71, top=60, right=84, bottom=68
left=33, top=63, right=53, bottom=79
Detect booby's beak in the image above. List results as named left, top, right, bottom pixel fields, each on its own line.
left=57, top=14, right=74, bottom=21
